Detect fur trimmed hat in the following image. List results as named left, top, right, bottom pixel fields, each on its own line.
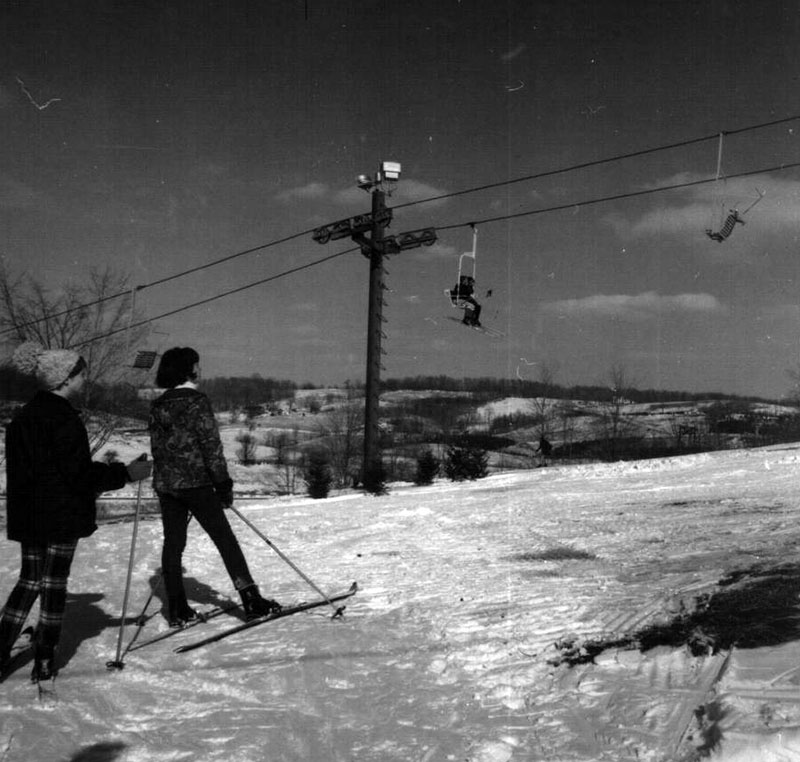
left=12, top=341, right=86, bottom=390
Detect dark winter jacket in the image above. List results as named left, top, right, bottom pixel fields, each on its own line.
left=451, top=276, right=475, bottom=300
left=5, top=391, right=129, bottom=543
left=148, top=387, right=232, bottom=499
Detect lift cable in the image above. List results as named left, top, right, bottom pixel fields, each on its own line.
left=5, top=113, right=800, bottom=340
left=392, top=114, right=800, bottom=212
left=68, top=248, right=356, bottom=349
left=69, top=158, right=800, bottom=351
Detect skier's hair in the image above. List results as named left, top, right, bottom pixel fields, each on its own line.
left=156, top=347, right=200, bottom=389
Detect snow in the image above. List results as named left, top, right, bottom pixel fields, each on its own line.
left=3, top=445, right=800, bottom=760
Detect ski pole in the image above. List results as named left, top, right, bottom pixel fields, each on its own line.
left=230, top=505, right=345, bottom=619
left=107, top=455, right=148, bottom=671
left=120, top=513, right=195, bottom=657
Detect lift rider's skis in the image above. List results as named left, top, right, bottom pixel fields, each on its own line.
left=174, top=582, right=357, bottom=654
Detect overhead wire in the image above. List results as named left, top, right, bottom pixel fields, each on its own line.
left=392, top=114, right=800, bottom=211
left=69, top=247, right=357, bottom=349
left=70, top=157, right=800, bottom=350
left=5, top=113, right=800, bottom=342
left=435, top=159, right=800, bottom=232
left=0, top=227, right=317, bottom=338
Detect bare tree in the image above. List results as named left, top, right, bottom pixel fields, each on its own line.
left=556, top=400, right=579, bottom=458
left=236, top=428, right=258, bottom=465
left=528, top=361, right=559, bottom=450
left=267, top=427, right=301, bottom=494
left=316, top=402, right=364, bottom=488
left=0, top=263, right=149, bottom=404
left=596, top=364, right=637, bottom=460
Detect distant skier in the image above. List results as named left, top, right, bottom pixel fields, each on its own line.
left=450, top=275, right=482, bottom=327
left=0, top=342, right=151, bottom=682
left=536, top=435, right=553, bottom=467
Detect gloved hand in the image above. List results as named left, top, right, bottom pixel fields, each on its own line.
left=126, top=454, right=152, bottom=482
left=214, top=480, right=234, bottom=509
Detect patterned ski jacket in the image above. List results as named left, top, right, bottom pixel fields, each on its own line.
left=148, top=387, right=232, bottom=499
left=5, top=391, right=129, bottom=543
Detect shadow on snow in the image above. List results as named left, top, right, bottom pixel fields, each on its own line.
left=554, top=561, right=800, bottom=666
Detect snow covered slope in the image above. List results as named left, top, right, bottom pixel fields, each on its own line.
left=2, top=445, right=800, bottom=761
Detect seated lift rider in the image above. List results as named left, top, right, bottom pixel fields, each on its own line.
left=450, top=275, right=482, bottom=327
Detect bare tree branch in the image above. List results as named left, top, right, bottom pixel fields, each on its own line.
left=0, top=264, right=150, bottom=403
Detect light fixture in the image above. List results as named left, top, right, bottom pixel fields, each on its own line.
left=380, top=161, right=401, bottom=181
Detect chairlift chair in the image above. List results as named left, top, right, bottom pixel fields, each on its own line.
left=705, top=190, right=764, bottom=242
left=444, top=225, right=478, bottom=316
left=704, top=132, right=765, bottom=242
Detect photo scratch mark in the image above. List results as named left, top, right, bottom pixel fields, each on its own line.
left=16, top=77, right=61, bottom=111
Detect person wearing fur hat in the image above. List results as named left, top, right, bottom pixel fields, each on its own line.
left=149, top=347, right=280, bottom=627
left=0, top=342, right=152, bottom=683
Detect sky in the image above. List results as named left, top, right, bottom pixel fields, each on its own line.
left=2, top=0, right=800, bottom=398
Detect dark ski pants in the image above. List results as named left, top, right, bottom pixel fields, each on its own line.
left=461, top=297, right=481, bottom=324
left=158, top=487, right=254, bottom=602
left=0, top=541, right=78, bottom=658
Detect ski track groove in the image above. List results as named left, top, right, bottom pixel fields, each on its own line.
left=1, top=449, right=800, bottom=758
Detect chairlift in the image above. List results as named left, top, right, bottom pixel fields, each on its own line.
left=444, top=224, right=478, bottom=312
left=704, top=133, right=765, bottom=242
left=705, top=190, right=765, bottom=242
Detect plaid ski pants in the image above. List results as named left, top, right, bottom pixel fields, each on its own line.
left=0, top=542, right=78, bottom=657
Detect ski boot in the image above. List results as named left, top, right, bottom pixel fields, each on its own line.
left=239, top=585, right=281, bottom=621
left=31, top=649, right=56, bottom=683
left=167, top=595, right=200, bottom=628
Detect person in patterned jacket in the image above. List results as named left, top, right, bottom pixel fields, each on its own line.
left=149, top=347, right=280, bottom=626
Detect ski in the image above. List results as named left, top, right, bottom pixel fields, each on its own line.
left=125, top=602, right=241, bottom=653
left=0, top=627, right=34, bottom=684
left=174, top=582, right=358, bottom=654
left=35, top=677, right=57, bottom=707
left=11, top=626, right=34, bottom=659
left=471, top=324, right=504, bottom=338
left=447, top=316, right=504, bottom=337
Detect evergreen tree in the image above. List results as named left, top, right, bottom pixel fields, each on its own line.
left=362, top=460, right=388, bottom=496
left=414, top=448, right=440, bottom=485
left=443, top=439, right=488, bottom=481
left=304, top=449, right=333, bottom=499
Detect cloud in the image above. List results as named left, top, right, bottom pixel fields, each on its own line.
left=276, top=182, right=329, bottom=202
left=603, top=173, right=800, bottom=240
left=277, top=177, right=451, bottom=210
left=394, top=179, right=450, bottom=206
left=334, top=179, right=450, bottom=208
left=541, top=291, right=727, bottom=320
left=416, top=241, right=457, bottom=258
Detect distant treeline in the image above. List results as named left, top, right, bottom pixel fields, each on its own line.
left=199, top=376, right=298, bottom=410
left=380, top=375, right=777, bottom=405
left=0, top=364, right=778, bottom=409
